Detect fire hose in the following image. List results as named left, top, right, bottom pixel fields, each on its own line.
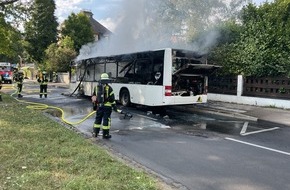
left=10, top=86, right=132, bottom=126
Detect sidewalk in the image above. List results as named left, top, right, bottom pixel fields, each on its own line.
left=189, top=100, right=290, bottom=127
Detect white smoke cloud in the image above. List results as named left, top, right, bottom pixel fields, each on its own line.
left=99, top=18, right=117, bottom=32
left=76, top=0, right=222, bottom=61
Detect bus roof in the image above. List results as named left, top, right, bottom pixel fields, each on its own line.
left=74, top=48, right=206, bottom=66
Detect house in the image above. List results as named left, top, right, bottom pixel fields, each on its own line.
left=81, top=10, right=112, bottom=41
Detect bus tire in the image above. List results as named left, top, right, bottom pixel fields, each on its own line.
left=120, top=89, right=131, bottom=107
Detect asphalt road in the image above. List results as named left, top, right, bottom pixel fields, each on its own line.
left=5, top=82, right=290, bottom=190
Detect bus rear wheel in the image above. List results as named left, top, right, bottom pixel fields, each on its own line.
left=120, top=89, right=131, bottom=107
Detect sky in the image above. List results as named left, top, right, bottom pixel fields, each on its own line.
left=55, top=0, right=274, bottom=32
left=55, top=0, right=122, bottom=31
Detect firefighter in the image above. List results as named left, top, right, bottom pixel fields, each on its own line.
left=0, top=74, right=2, bottom=101
left=37, top=71, right=48, bottom=98
left=15, top=70, right=24, bottom=98
left=91, top=73, right=121, bottom=139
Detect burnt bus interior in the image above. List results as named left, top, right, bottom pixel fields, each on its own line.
left=172, top=49, right=209, bottom=96
left=75, top=49, right=218, bottom=97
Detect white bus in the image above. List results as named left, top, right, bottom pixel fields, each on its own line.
left=70, top=48, right=220, bottom=107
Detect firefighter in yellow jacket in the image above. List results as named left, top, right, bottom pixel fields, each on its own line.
left=37, top=71, right=48, bottom=98
left=91, top=73, right=121, bottom=139
left=14, top=70, right=24, bottom=98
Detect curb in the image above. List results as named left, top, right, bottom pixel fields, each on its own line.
left=257, top=119, right=290, bottom=128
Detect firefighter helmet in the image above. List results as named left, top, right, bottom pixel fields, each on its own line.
left=100, top=73, right=109, bottom=80
left=42, top=71, right=47, bottom=75
left=99, top=73, right=111, bottom=84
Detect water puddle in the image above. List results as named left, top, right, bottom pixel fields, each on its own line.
left=166, top=110, right=276, bottom=136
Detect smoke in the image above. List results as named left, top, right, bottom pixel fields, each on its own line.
left=76, top=0, right=224, bottom=61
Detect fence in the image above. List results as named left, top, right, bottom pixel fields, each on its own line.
left=209, top=75, right=290, bottom=100
left=208, top=76, right=237, bottom=95
left=208, top=75, right=290, bottom=109
left=243, top=77, right=290, bottom=99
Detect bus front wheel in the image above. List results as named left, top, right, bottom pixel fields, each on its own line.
left=120, top=89, right=131, bottom=107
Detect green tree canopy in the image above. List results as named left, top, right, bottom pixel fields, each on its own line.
left=60, top=12, right=95, bottom=52
left=210, top=0, right=290, bottom=77
left=0, top=0, right=30, bottom=63
left=24, top=0, right=58, bottom=64
left=0, top=16, right=22, bottom=61
left=45, top=36, right=76, bottom=72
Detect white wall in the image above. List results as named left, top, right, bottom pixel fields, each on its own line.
left=58, top=72, right=69, bottom=84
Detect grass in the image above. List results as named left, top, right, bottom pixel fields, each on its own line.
left=0, top=93, right=161, bottom=190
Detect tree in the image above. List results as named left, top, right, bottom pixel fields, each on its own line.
left=45, top=36, right=76, bottom=72
left=210, top=0, right=290, bottom=77
left=60, top=12, right=94, bottom=52
left=0, top=0, right=30, bottom=63
left=0, top=16, right=23, bottom=61
left=24, top=0, right=58, bottom=64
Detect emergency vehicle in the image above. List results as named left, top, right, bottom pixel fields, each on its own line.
left=0, top=62, right=13, bottom=84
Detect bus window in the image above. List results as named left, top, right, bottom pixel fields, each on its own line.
left=85, top=64, right=94, bottom=81
left=151, top=63, right=162, bottom=85
left=106, top=62, right=117, bottom=79
left=120, top=61, right=134, bottom=83
left=135, top=59, right=152, bottom=84
left=95, top=63, right=105, bottom=81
